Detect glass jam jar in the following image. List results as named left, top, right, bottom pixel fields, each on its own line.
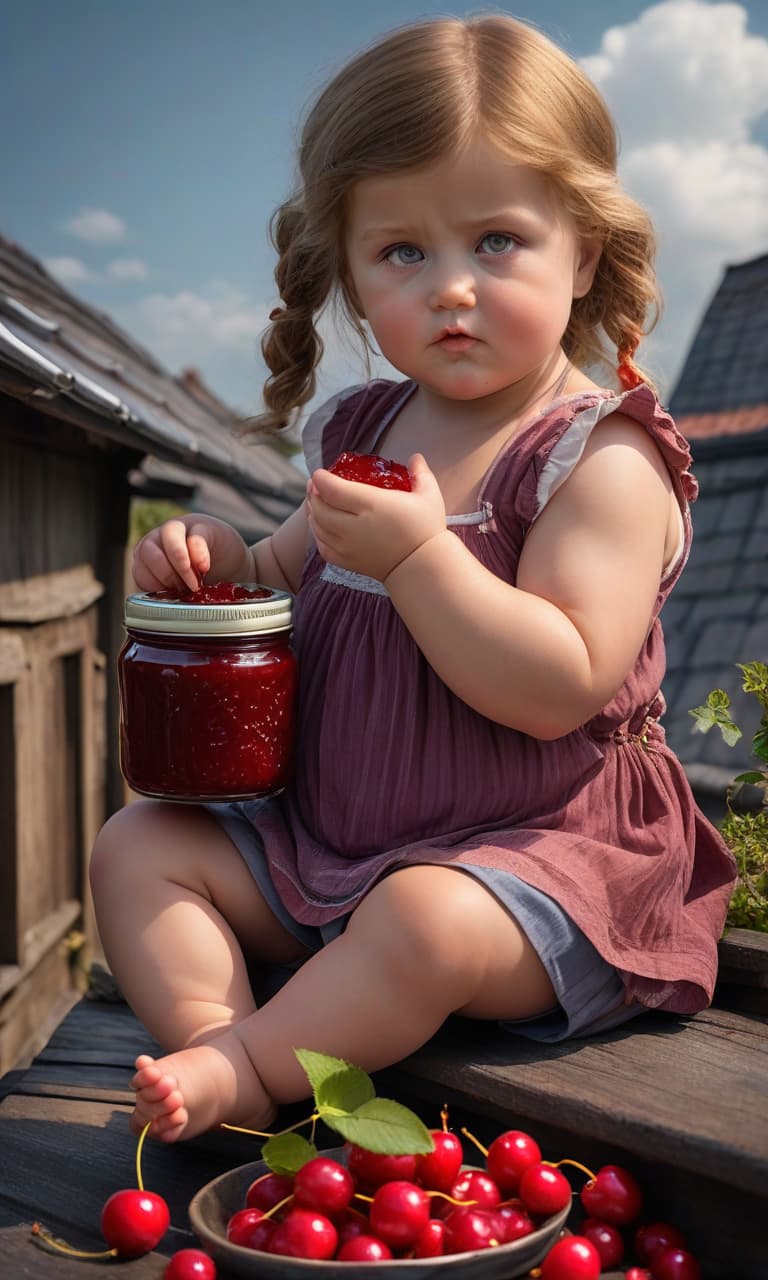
left=118, top=584, right=297, bottom=802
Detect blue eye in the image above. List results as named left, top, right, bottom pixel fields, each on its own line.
left=384, top=244, right=424, bottom=266
left=479, top=233, right=515, bottom=255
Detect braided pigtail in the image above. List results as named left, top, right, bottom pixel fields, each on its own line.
left=560, top=176, right=661, bottom=394
left=242, top=200, right=338, bottom=437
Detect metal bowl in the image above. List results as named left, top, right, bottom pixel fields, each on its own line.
left=188, top=1147, right=569, bottom=1279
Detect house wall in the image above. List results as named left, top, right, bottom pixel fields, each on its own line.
left=0, top=397, right=135, bottom=1071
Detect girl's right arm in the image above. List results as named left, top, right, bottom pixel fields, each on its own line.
left=132, top=503, right=309, bottom=595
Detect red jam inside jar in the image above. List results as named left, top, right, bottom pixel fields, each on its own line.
left=118, top=584, right=297, bottom=802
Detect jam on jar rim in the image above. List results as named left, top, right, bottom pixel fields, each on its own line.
left=123, top=583, right=293, bottom=637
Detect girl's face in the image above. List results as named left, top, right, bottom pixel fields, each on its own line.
left=344, top=137, right=600, bottom=403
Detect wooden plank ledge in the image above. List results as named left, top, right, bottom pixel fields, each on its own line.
left=386, top=1005, right=768, bottom=1200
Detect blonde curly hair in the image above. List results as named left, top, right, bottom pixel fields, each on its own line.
left=248, top=14, right=659, bottom=436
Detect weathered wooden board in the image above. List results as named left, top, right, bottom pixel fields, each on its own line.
left=0, top=1092, right=268, bottom=1279
left=1, top=993, right=767, bottom=1278
left=388, top=1006, right=768, bottom=1198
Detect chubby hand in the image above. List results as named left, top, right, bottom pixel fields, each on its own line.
left=306, top=453, right=447, bottom=582
left=132, top=514, right=253, bottom=593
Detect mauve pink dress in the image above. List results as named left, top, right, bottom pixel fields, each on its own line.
left=244, top=379, right=736, bottom=1016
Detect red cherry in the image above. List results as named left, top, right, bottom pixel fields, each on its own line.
left=651, top=1246, right=702, bottom=1280
left=330, top=451, right=412, bottom=490
left=100, top=1189, right=170, bottom=1258
left=369, top=1181, right=430, bottom=1248
left=486, top=1129, right=542, bottom=1194
left=226, top=1208, right=267, bottom=1246
left=336, top=1208, right=370, bottom=1247
left=626, top=1270, right=653, bottom=1280
left=434, top=1168, right=501, bottom=1218
left=266, top=1207, right=338, bottom=1260
left=239, top=1218, right=275, bottom=1251
left=163, top=1248, right=217, bottom=1278
left=494, top=1203, right=535, bottom=1242
left=581, top=1216, right=624, bottom=1268
left=414, top=1130, right=464, bottom=1192
left=245, top=1171, right=295, bottom=1212
left=635, top=1221, right=687, bottom=1263
left=518, top=1163, right=572, bottom=1217
left=443, top=1207, right=503, bottom=1253
left=413, top=1219, right=446, bottom=1257
left=337, top=1234, right=394, bottom=1261
left=346, top=1144, right=417, bottom=1187
left=540, top=1235, right=602, bottom=1280
left=580, top=1164, right=643, bottom=1225
left=293, top=1155, right=354, bottom=1215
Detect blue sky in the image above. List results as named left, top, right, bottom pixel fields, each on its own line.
left=2, top=0, right=768, bottom=416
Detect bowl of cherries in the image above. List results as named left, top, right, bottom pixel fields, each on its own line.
left=188, top=1050, right=702, bottom=1280
left=188, top=1133, right=572, bottom=1280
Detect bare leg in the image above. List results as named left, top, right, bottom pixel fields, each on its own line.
left=89, top=800, right=311, bottom=1136
left=130, top=864, right=557, bottom=1141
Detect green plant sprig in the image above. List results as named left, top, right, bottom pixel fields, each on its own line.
left=224, top=1048, right=434, bottom=1176
left=689, top=661, right=768, bottom=933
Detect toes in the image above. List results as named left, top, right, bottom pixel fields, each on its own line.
left=131, top=1061, right=163, bottom=1090
left=135, top=1075, right=181, bottom=1106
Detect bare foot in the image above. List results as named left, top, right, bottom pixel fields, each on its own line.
left=130, top=1029, right=276, bottom=1142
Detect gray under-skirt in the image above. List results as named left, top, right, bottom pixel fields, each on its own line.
left=207, top=802, right=648, bottom=1043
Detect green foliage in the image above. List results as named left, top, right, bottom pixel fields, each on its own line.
left=719, top=807, right=768, bottom=931
left=129, top=498, right=186, bottom=548
left=261, top=1132, right=318, bottom=1174
left=689, top=688, right=743, bottom=747
left=689, top=662, right=768, bottom=933
left=262, top=1050, right=434, bottom=1175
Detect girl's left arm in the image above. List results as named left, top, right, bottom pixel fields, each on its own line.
left=381, top=413, right=674, bottom=739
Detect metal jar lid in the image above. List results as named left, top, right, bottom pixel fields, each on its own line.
left=124, top=585, right=293, bottom=636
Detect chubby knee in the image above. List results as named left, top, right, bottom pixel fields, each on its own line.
left=347, top=865, right=494, bottom=992
left=89, top=800, right=176, bottom=895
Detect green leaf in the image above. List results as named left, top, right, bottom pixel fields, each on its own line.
left=751, top=725, right=768, bottom=765
left=733, top=771, right=767, bottom=786
left=689, top=691, right=741, bottom=746
left=294, top=1048, right=370, bottom=1097
left=262, top=1132, right=317, bottom=1175
left=719, top=719, right=743, bottom=748
left=316, top=1067, right=375, bottom=1115
left=738, top=661, right=768, bottom=698
left=321, top=1097, right=434, bottom=1155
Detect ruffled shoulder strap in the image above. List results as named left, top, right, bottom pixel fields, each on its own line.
left=302, top=379, right=411, bottom=473
left=512, top=383, right=698, bottom=532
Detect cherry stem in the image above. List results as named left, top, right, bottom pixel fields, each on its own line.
left=263, top=1193, right=295, bottom=1221
left=427, top=1190, right=480, bottom=1206
left=221, top=1110, right=320, bottom=1140
left=351, top=1189, right=477, bottom=1210
left=460, top=1126, right=489, bottom=1158
left=136, top=1120, right=151, bottom=1191
left=440, top=1105, right=450, bottom=1133
left=550, top=1157, right=596, bottom=1182
left=31, top=1223, right=117, bottom=1260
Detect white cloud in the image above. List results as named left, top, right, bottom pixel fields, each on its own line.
left=107, top=257, right=149, bottom=281
left=580, top=0, right=768, bottom=391
left=43, top=256, right=94, bottom=284
left=582, top=1, right=768, bottom=148
left=109, top=283, right=397, bottom=417
left=109, top=284, right=273, bottom=413
left=64, top=207, right=126, bottom=244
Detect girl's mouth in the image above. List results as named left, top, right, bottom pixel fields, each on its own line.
left=435, top=331, right=477, bottom=352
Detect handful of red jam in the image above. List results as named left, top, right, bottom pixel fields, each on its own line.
left=330, top=451, right=411, bottom=491
left=148, top=583, right=271, bottom=603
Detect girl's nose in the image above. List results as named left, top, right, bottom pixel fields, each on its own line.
left=428, top=262, right=476, bottom=311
